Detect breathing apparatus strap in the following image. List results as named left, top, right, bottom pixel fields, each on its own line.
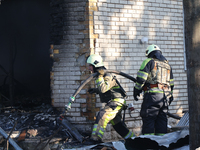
left=113, top=76, right=128, bottom=124
left=113, top=76, right=128, bottom=99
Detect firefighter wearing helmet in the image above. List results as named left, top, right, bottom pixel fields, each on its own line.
left=85, top=54, right=135, bottom=144
left=134, top=44, right=174, bottom=135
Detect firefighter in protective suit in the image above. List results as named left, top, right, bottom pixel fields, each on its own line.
left=134, top=44, right=174, bottom=135
left=85, top=54, right=135, bottom=144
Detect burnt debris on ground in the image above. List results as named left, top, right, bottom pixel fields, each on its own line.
left=0, top=99, right=190, bottom=150
left=0, top=103, right=93, bottom=150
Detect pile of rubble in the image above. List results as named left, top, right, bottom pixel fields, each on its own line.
left=0, top=103, right=91, bottom=150
left=0, top=102, right=190, bottom=150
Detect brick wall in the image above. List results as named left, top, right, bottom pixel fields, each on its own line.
left=50, top=0, right=103, bottom=135
left=50, top=0, right=92, bottom=120
left=92, top=0, right=188, bottom=140
left=50, top=0, right=188, bottom=141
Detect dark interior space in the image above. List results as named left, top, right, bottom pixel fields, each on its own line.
left=0, top=0, right=52, bottom=108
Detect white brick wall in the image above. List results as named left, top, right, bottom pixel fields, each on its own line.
left=93, top=0, right=188, bottom=139
left=51, top=0, right=188, bottom=141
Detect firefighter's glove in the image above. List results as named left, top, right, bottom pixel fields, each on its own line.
left=97, top=69, right=105, bottom=78
left=133, top=87, right=142, bottom=101
left=88, top=88, right=99, bottom=94
left=169, top=96, right=173, bottom=105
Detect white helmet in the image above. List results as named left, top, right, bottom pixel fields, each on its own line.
left=145, top=44, right=161, bottom=57
left=87, top=54, right=104, bottom=67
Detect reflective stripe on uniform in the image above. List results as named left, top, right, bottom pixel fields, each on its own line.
left=135, top=82, right=144, bottom=90
left=95, top=77, right=110, bottom=91
left=95, top=77, right=104, bottom=87
left=170, top=79, right=174, bottom=86
left=144, top=87, right=164, bottom=94
left=92, top=124, right=105, bottom=139
left=98, top=126, right=105, bottom=139
left=111, top=86, right=120, bottom=89
left=135, top=70, right=148, bottom=90
left=137, top=70, right=148, bottom=81
left=104, top=106, right=122, bottom=128
left=92, top=124, right=98, bottom=135
left=140, top=58, right=152, bottom=70
left=103, top=99, right=124, bottom=128
left=111, top=98, right=125, bottom=105
left=110, top=120, right=115, bottom=125
left=124, top=131, right=134, bottom=139
left=93, top=99, right=125, bottom=139
left=144, top=133, right=154, bottom=135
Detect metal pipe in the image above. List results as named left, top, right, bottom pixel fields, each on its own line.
left=3, top=120, right=18, bottom=150
left=0, top=127, right=22, bottom=150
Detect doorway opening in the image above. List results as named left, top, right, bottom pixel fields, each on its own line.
left=0, top=0, right=52, bottom=108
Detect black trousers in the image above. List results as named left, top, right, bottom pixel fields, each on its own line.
left=140, top=92, right=168, bottom=134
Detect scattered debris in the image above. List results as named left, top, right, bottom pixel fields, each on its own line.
left=0, top=103, right=88, bottom=150
left=0, top=127, right=22, bottom=150
left=0, top=104, right=190, bottom=150
left=60, top=117, right=84, bottom=143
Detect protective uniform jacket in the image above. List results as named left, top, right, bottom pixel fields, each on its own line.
left=91, top=69, right=134, bottom=140
left=95, top=71, right=125, bottom=103
left=134, top=51, right=174, bottom=135
left=135, top=58, right=174, bottom=93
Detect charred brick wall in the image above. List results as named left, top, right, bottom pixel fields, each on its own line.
left=49, top=0, right=98, bottom=131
